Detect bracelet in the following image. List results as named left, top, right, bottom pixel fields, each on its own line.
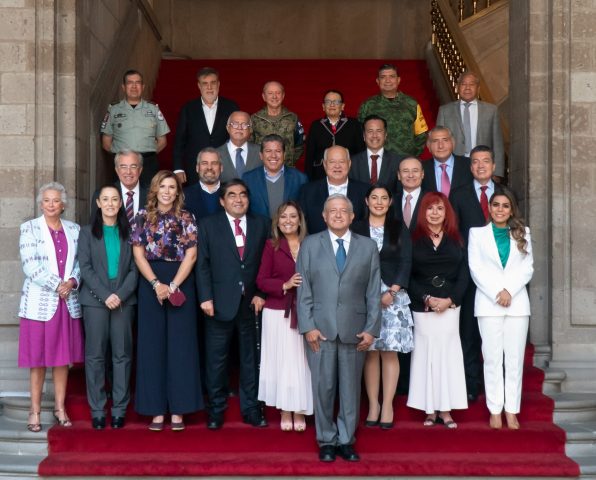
left=169, top=282, right=178, bottom=291
left=422, top=294, right=431, bottom=304
left=150, top=279, right=160, bottom=290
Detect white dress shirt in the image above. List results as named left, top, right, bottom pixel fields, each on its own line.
left=227, top=141, right=247, bottom=164
left=225, top=212, right=247, bottom=238
left=473, top=179, right=494, bottom=202
left=202, top=97, right=219, bottom=134
left=326, top=179, right=348, bottom=196
left=367, top=147, right=384, bottom=179
left=402, top=186, right=422, bottom=212
left=120, top=181, right=140, bottom=215
left=328, top=229, right=351, bottom=255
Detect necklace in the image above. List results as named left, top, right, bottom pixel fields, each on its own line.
left=430, top=230, right=442, bottom=239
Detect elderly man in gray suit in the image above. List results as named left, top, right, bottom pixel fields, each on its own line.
left=217, top=111, right=262, bottom=182
left=297, top=194, right=381, bottom=463
left=436, top=71, right=505, bottom=179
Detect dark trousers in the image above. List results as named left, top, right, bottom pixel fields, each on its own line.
left=135, top=261, right=203, bottom=416
left=460, top=282, right=483, bottom=395
left=139, top=152, right=159, bottom=188
left=204, top=301, right=259, bottom=416
left=83, top=299, right=134, bottom=418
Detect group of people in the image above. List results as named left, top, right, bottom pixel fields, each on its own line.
left=18, top=63, right=532, bottom=463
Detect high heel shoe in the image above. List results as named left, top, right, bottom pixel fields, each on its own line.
left=505, top=412, right=520, bottom=430
left=27, top=411, right=42, bottom=433
left=53, top=409, right=72, bottom=427
left=293, top=413, right=306, bottom=432
left=280, top=411, right=293, bottom=432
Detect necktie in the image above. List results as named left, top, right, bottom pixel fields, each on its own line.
left=330, top=123, right=337, bottom=134
left=440, top=163, right=451, bottom=198
left=480, top=185, right=489, bottom=221
left=403, top=193, right=413, bottom=228
left=463, top=102, right=472, bottom=154
left=125, top=191, right=134, bottom=224
left=370, top=154, right=379, bottom=184
left=335, top=238, right=346, bottom=273
left=234, top=218, right=246, bottom=259
left=235, top=147, right=245, bottom=177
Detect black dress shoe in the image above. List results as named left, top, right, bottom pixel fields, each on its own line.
left=337, top=444, right=360, bottom=462
left=206, top=414, right=223, bottom=430
left=111, top=416, right=125, bottom=429
left=92, top=417, right=106, bottom=430
left=242, top=411, right=268, bottom=428
left=319, top=445, right=336, bottom=462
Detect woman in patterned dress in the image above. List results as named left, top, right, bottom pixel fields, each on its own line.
left=352, top=184, right=413, bottom=429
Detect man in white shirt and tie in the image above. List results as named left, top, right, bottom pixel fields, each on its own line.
left=396, top=156, right=427, bottom=231
left=217, top=111, right=262, bottom=183
left=436, top=72, right=505, bottom=180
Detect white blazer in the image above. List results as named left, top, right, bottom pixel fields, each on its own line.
left=468, top=224, right=533, bottom=317
left=18, top=216, right=82, bottom=321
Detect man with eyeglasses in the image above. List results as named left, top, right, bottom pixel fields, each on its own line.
left=173, top=67, right=239, bottom=186
left=251, top=81, right=305, bottom=168
left=358, top=64, right=428, bottom=157
left=305, top=90, right=365, bottom=181
left=100, top=70, right=170, bottom=187
left=217, top=111, right=262, bottom=183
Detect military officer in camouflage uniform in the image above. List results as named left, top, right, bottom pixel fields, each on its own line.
left=358, top=64, right=428, bottom=157
left=101, top=69, right=170, bottom=187
left=250, top=81, right=305, bottom=167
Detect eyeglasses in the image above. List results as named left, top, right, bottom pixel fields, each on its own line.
left=117, top=164, right=140, bottom=171
left=324, top=100, right=343, bottom=106
left=228, top=121, right=251, bottom=130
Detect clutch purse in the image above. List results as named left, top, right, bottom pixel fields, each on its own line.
left=168, top=289, right=186, bottom=307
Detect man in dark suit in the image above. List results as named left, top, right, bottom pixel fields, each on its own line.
left=91, top=150, right=147, bottom=224
left=242, top=134, right=307, bottom=218
left=173, top=67, right=239, bottom=185
left=350, top=114, right=401, bottom=191
left=395, top=156, right=427, bottom=232
left=196, top=179, right=270, bottom=430
left=217, top=111, right=262, bottom=183
left=421, top=126, right=473, bottom=200
left=298, top=145, right=369, bottom=234
left=183, top=147, right=224, bottom=221
left=297, top=194, right=381, bottom=462
left=436, top=72, right=505, bottom=179
left=450, top=145, right=502, bottom=401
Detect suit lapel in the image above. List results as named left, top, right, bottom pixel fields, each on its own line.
left=320, top=232, right=339, bottom=275
left=379, top=152, right=391, bottom=184
left=220, top=213, right=241, bottom=261
left=454, top=101, right=465, bottom=135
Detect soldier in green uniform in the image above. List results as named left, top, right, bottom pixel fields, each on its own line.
left=250, top=81, right=305, bottom=168
left=101, top=70, right=170, bottom=187
left=358, top=64, right=428, bottom=157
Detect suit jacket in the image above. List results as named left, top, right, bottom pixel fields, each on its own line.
left=18, top=216, right=81, bottom=321
left=296, top=231, right=381, bottom=342
left=421, top=155, right=473, bottom=201
left=196, top=211, right=270, bottom=321
left=242, top=166, right=308, bottom=217
left=450, top=182, right=503, bottom=243
left=305, top=117, right=365, bottom=180
left=436, top=100, right=505, bottom=177
left=256, top=238, right=297, bottom=311
left=90, top=182, right=148, bottom=222
left=351, top=217, right=412, bottom=288
left=218, top=142, right=262, bottom=183
left=78, top=225, right=138, bottom=306
left=173, top=96, right=239, bottom=185
left=183, top=183, right=223, bottom=220
left=468, top=225, right=533, bottom=317
left=393, top=187, right=429, bottom=232
left=298, top=179, right=369, bottom=234
left=349, top=149, right=401, bottom=192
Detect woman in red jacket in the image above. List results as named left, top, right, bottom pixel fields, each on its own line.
left=257, top=201, right=312, bottom=431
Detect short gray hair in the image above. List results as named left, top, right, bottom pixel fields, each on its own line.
left=196, top=147, right=222, bottom=164
left=324, top=193, right=353, bottom=214
left=115, top=149, right=143, bottom=167
left=36, top=182, right=68, bottom=207
left=323, top=145, right=351, bottom=163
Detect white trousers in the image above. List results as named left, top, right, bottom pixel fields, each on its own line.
left=477, top=315, right=529, bottom=414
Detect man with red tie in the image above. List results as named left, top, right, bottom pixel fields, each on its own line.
left=196, top=179, right=270, bottom=430
left=450, top=145, right=503, bottom=402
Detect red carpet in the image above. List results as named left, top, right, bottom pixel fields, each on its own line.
left=151, top=59, right=440, bottom=171
left=39, top=344, right=579, bottom=477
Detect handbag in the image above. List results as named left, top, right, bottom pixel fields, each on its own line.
left=168, top=289, right=186, bottom=307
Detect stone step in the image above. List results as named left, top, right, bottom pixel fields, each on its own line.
left=544, top=368, right=567, bottom=394
left=0, top=452, right=43, bottom=478
left=561, top=421, right=596, bottom=457
left=575, top=454, right=596, bottom=478
left=0, top=416, right=47, bottom=456
left=2, top=397, right=55, bottom=424
left=551, top=393, right=596, bottom=422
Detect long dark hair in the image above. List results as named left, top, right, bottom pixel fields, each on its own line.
left=489, top=186, right=528, bottom=254
left=91, top=184, right=130, bottom=240
left=411, top=191, right=462, bottom=245
left=364, top=184, right=403, bottom=245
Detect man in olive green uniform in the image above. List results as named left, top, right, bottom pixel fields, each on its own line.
left=250, top=81, right=305, bottom=167
left=358, top=64, right=428, bottom=157
left=101, top=69, right=170, bottom=187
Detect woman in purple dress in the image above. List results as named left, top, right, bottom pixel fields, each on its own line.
left=18, top=182, right=84, bottom=432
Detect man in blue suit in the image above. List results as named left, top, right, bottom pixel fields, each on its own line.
left=183, top=147, right=224, bottom=221
left=242, top=134, right=307, bottom=218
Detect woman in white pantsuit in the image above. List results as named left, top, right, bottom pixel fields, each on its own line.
left=468, top=187, right=534, bottom=430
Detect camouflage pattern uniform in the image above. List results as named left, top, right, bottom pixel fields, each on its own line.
left=358, top=93, right=428, bottom=157
left=250, top=106, right=305, bottom=167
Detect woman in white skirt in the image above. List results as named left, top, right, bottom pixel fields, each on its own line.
left=468, top=187, right=533, bottom=429
left=256, top=201, right=313, bottom=431
left=406, top=192, right=469, bottom=428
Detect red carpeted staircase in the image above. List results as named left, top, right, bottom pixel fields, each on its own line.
left=39, top=345, right=579, bottom=477
left=151, top=59, right=439, bottom=172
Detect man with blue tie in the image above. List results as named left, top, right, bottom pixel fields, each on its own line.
left=297, top=194, right=381, bottom=462
left=421, top=126, right=473, bottom=200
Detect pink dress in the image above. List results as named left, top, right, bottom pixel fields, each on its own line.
left=18, top=226, right=84, bottom=367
